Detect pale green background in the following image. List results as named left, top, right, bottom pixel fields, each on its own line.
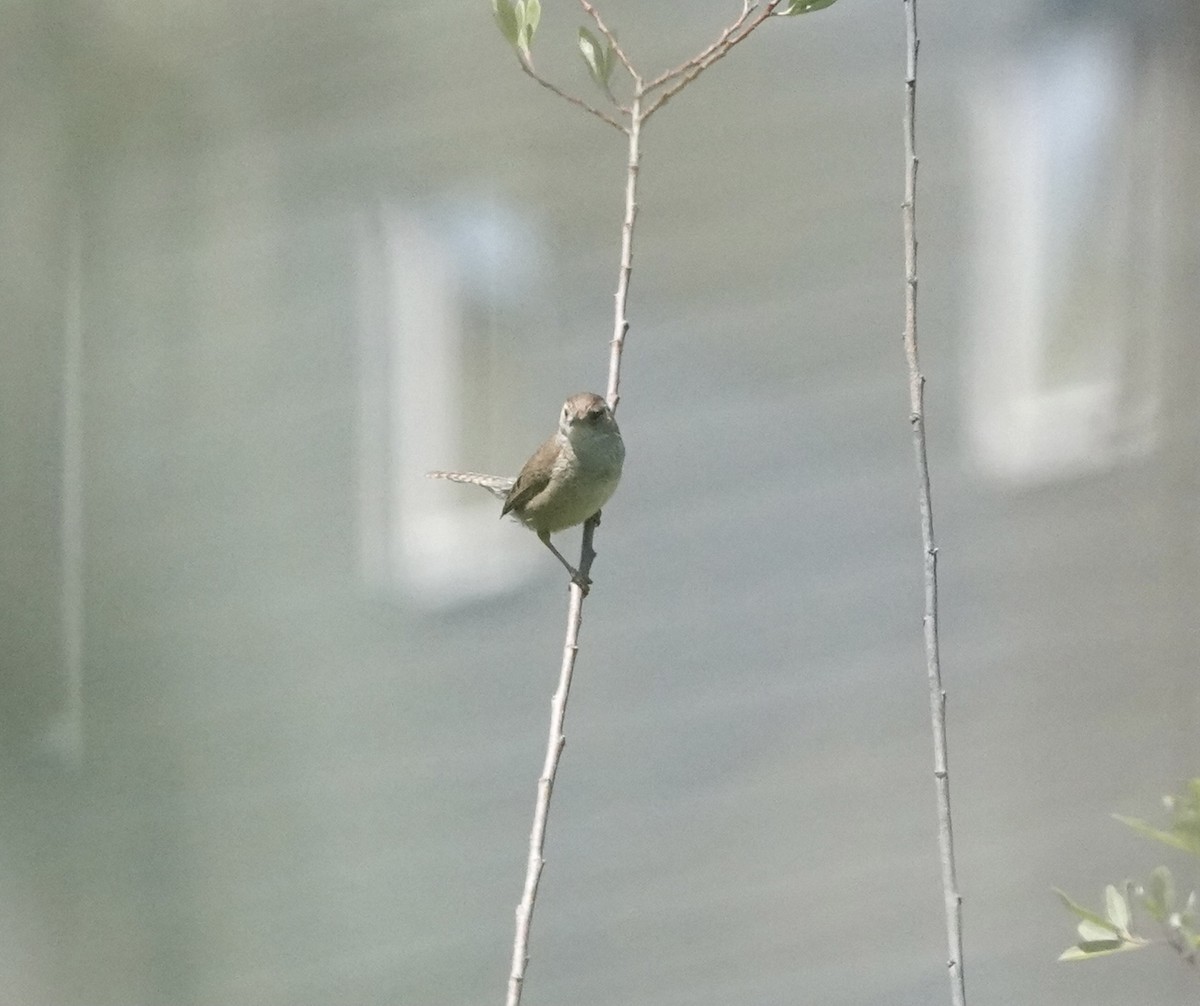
left=2, top=1, right=1198, bottom=1004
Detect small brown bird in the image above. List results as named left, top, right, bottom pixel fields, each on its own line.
left=427, top=392, right=625, bottom=589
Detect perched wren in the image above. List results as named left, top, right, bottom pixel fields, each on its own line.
left=427, top=392, right=625, bottom=589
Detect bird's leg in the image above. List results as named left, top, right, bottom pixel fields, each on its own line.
left=537, top=531, right=591, bottom=594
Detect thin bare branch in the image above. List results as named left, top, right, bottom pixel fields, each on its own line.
left=506, top=581, right=589, bottom=1006
left=503, top=5, right=798, bottom=1003
left=579, top=0, right=641, bottom=86
left=518, top=56, right=628, bottom=133
left=642, top=1, right=781, bottom=122
left=605, top=94, right=640, bottom=409
left=901, top=1, right=966, bottom=1005
left=504, top=85, right=640, bottom=1006
left=644, top=0, right=756, bottom=93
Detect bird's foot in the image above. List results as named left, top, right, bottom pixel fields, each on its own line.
left=570, top=569, right=592, bottom=595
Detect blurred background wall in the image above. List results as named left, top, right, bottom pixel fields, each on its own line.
left=1, top=1, right=1198, bottom=1003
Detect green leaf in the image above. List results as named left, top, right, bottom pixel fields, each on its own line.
left=1054, top=888, right=1120, bottom=935
left=1115, top=814, right=1200, bottom=856
left=514, top=0, right=536, bottom=56
left=493, top=0, right=520, bottom=48
left=1105, top=885, right=1131, bottom=935
left=600, top=42, right=614, bottom=85
left=578, top=27, right=603, bottom=84
left=577, top=27, right=615, bottom=87
left=1144, top=866, right=1175, bottom=922
left=1114, top=781, right=1200, bottom=856
left=1058, top=939, right=1141, bottom=962
left=778, top=0, right=839, bottom=13
left=1077, top=919, right=1119, bottom=942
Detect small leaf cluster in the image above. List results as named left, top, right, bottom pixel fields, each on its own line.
left=493, top=0, right=540, bottom=57
left=488, top=0, right=841, bottom=122
left=490, top=0, right=615, bottom=94
left=1057, top=780, right=1200, bottom=969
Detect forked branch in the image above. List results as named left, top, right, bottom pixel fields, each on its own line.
left=495, top=3, right=832, bottom=1004
left=643, top=1, right=783, bottom=121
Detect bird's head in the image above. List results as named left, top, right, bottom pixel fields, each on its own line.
left=559, top=392, right=617, bottom=440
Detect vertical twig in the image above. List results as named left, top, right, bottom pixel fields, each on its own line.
left=506, top=88, right=643, bottom=1006
left=901, top=2, right=966, bottom=1004
left=606, top=92, right=642, bottom=410
left=506, top=586, right=586, bottom=1006
left=502, top=7, right=789, bottom=1003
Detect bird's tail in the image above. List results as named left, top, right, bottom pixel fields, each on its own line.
left=426, top=470, right=515, bottom=501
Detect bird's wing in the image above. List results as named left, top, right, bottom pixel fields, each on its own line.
left=501, top=438, right=557, bottom=517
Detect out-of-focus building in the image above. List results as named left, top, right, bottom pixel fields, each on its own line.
left=1, top=1, right=1198, bottom=1003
